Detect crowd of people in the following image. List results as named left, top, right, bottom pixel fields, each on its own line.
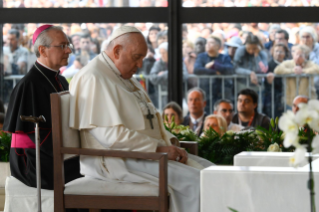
left=2, top=22, right=319, bottom=119
left=3, top=0, right=319, bottom=8
left=162, top=87, right=308, bottom=138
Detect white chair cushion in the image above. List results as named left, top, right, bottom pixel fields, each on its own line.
left=60, top=93, right=81, bottom=160
left=4, top=176, right=158, bottom=212
left=65, top=176, right=158, bottom=196
left=4, top=176, right=53, bottom=212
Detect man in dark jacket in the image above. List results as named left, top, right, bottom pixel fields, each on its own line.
left=194, top=35, right=234, bottom=114
left=183, top=87, right=207, bottom=136
left=232, top=88, right=270, bottom=130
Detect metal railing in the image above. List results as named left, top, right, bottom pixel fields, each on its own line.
left=3, top=73, right=318, bottom=118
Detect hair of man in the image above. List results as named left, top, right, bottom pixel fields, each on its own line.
left=33, top=26, right=64, bottom=58
left=162, top=101, right=184, bottom=124
left=237, top=88, right=258, bottom=104
left=187, top=87, right=206, bottom=102
left=8, top=29, right=20, bottom=40
left=214, top=99, right=233, bottom=111
left=275, top=29, right=289, bottom=40
left=208, top=35, right=222, bottom=49
left=244, top=34, right=264, bottom=49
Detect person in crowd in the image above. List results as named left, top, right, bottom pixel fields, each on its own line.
left=69, top=25, right=214, bottom=212
left=3, top=25, right=82, bottom=193
left=183, top=40, right=197, bottom=89
left=233, top=34, right=268, bottom=93
left=264, top=24, right=281, bottom=51
left=194, top=35, right=234, bottom=114
left=62, top=55, right=89, bottom=81
left=201, top=27, right=213, bottom=39
left=239, top=31, right=253, bottom=44
left=183, top=40, right=197, bottom=74
left=299, top=26, right=319, bottom=65
left=224, top=36, right=242, bottom=63
left=162, top=101, right=183, bottom=126
left=292, top=95, right=309, bottom=114
left=136, top=44, right=157, bottom=106
left=202, top=114, right=228, bottom=136
left=146, top=25, right=161, bottom=50
left=274, top=29, right=293, bottom=50
left=194, top=37, right=206, bottom=55
left=263, top=43, right=289, bottom=118
left=3, top=29, right=29, bottom=75
left=214, top=99, right=243, bottom=132
left=79, top=33, right=97, bottom=60
left=183, top=87, right=208, bottom=137
left=274, top=44, right=319, bottom=109
left=232, top=88, right=270, bottom=129
left=154, top=30, right=168, bottom=59
left=150, top=42, right=188, bottom=108
left=71, top=33, right=81, bottom=55
left=299, top=26, right=319, bottom=96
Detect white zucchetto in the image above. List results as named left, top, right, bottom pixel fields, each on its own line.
left=109, top=25, right=142, bottom=42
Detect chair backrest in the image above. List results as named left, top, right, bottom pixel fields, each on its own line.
left=51, top=91, right=80, bottom=160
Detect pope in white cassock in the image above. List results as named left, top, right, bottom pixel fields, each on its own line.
left=69, top=25, right=214, bottom=212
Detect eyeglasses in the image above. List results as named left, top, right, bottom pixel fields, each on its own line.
left=45, top=43, right=74, bottom=51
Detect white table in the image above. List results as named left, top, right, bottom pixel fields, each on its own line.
left=201, top=154, right=319, bottom=212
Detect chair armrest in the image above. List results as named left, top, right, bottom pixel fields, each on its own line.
left=180, top=141, right=198, bottom=155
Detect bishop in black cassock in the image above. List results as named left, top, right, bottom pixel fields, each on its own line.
left=3, top=25, right=82, bottom=191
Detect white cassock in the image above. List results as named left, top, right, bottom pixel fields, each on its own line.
left=69, top=52, right=214, bottom=212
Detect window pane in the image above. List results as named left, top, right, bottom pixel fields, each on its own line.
left=182, top=0, right=316, bottom=7
left=182, top=22, right=319, bottom=120
left=3, top=0, right=168, bottom=8
left=0, top=23, right=168, bottom=113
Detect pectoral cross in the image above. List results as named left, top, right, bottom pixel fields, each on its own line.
left=146, top=109, right=154, bottom=129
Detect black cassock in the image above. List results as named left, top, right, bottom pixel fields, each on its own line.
left=3, top=61, right=82, bottom=190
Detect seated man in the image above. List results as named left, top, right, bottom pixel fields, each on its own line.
left=292, top=95, right=309, bottom=114
left=232, top=88, right=270, bottom=130
left=213, top=99, right=243, bottom=132
left=69, top=26, right=213, bottom=212
left=182, top=87, right=207, bottom=137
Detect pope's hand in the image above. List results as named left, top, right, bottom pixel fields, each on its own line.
left=156, top=146, right=188, bottom=164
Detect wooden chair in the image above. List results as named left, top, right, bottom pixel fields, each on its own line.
left=50, top=91, right=169, bottom=212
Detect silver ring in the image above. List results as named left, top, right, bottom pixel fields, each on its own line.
left=176, top=156, right=180, bottom=161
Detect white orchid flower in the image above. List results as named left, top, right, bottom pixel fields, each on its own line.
left=283, top=132, right=300, bottom=148
left=295, top=104, right=319, bottom=131
left=312, top=134, right=319, bottom=154
left=308, top=99, right=319, bottom=112
left=290, top=146, right=307, bottom=167
left=279, top=111, right=299, bottom=134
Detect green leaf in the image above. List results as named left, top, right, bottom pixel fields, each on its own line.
left=228, top=207, right=239, bottom=212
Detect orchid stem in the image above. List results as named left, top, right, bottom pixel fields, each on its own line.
left=307, top=125, right=316, bottom=212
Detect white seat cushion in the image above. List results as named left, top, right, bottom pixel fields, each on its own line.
left=65, top=176, right=158, bottom=196
left=4, top=176, right=158, bottom=212
left=4, top=177, right=53, bottom=212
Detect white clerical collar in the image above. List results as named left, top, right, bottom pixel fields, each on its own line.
left=190, top=113, right=204, bottom=124
left=36, top=60, right=59, bottom=72
left=102, top=51, right=122, bottom=77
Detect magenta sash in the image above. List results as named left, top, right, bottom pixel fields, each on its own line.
left=11, top=133, right=35, bottom=149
